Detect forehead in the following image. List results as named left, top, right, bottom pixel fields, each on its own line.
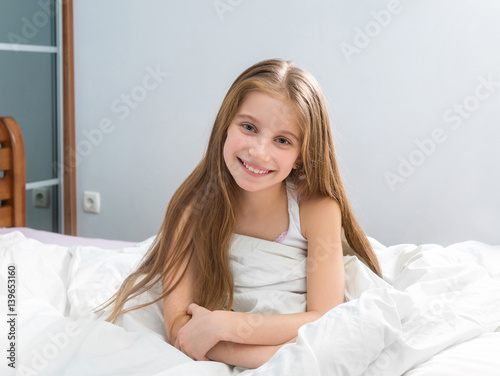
left=235, top=91, right=300, bottom=137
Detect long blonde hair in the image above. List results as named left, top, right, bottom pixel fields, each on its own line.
left=102, top=58, right=381, bottom=322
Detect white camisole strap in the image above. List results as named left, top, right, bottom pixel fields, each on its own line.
left=275, top=184, right=308, bottom=251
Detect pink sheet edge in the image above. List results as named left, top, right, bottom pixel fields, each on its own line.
left=0, top=227, right=137, bottom=249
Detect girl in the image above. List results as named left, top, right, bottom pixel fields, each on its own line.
left=102, top=58, right=381, bottom=369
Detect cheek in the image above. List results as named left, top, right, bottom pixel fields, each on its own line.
left=284, top=149, right=301, bottom=167
left=222, top=139, right=231, bottom=165
left=223, top=131, right=238, bottom=164
left=224, top=129, right=244, bottom=154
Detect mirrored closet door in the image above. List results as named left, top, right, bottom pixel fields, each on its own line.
left=0, top=0, right=62, bottom=232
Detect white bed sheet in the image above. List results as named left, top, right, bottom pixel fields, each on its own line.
left=404, top=331, right=500, bottom=376
left=1, top=229, right=500, bottom=375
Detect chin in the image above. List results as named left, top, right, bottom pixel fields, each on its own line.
left=234, top=181, right=261, bottom=192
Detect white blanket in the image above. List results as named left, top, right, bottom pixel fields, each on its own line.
left=1, top=231, right=500, bottom=375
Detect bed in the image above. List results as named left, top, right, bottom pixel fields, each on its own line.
left=1, top=117, right=500, bottom=375
left=0, top=117, right=26, bottom=228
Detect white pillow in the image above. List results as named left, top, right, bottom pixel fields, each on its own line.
left=0, top=231, right=72, bottom=314
left=66, top=237, right=168, bottom=340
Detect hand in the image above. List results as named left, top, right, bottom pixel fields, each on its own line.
left=175, top=303, right=224, bottom=361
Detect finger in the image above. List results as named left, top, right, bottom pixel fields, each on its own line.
left=174, top=336, right=181, bottom=351
left=187, top=302, right=198, bottom=315
left=193, top=353, right=209, bottom=361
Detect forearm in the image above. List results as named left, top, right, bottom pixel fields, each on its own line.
left=206, top=340, right=288, bottom=369
left=172, top=305, right=306, bottom=364
left=219, top=310, right=320, bottom=346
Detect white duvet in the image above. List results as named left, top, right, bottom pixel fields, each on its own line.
left=1, top=230, right=500, bottom=375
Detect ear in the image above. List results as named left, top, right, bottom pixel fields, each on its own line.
left=293, top=158, right=302, bottom=170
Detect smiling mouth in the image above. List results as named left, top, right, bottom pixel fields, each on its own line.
left=238, top=158, right=273, bottom=175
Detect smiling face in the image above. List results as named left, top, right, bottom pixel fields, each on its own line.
left=223, top=91, right=301, bottom=194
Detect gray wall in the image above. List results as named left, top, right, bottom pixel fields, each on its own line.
left=73, top=0, right=500, bottom=246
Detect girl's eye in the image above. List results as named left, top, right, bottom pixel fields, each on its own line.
left=276, top=137, right=291, bottom=145
left=242, top=124, right=255, bottom=132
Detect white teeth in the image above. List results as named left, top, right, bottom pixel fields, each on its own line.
left=242, top=160, right=270, bottom=174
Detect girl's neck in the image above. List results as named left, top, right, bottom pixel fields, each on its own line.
left=237, top=182, right=287, bottom=217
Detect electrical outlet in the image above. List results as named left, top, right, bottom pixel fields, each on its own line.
left=83, top=191, right=101, bottom=214
left=33, top=188, right=50, bottom=208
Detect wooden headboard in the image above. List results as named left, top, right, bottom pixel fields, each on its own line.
left=0, top=117, right=26, bottom=227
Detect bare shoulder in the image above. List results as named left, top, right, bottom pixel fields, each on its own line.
left=298, top=195, right=341, bottom=240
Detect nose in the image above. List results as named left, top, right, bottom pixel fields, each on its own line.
left=248, top=137, right=271, bottom=162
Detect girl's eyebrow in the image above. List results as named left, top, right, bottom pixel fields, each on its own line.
left=234, top=113, right=300, bottom=142
left=234, top=114, right=259, bottom=123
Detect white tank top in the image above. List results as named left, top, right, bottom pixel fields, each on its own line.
left=275, top=185, right=308, bottom=251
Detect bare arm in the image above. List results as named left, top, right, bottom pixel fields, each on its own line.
left=206, top=339, right=294, bottom=369
left=205, top=309, right=320, bottom=346
left=300, top=195, right=345, bottom=314
left=163, top=260, right=195, bottom=345
left=176, top=303, right=312, bottom=366
left=162, top=208, right=196, bottom=345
